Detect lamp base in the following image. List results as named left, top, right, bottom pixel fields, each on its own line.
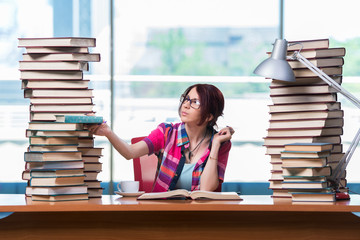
left=336, top=192, right=350, bottom=200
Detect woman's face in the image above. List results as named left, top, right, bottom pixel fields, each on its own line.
left=180, top=87, right=202, bottom=125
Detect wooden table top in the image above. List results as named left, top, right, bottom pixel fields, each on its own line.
left=1, top=194, right=360, bottom=213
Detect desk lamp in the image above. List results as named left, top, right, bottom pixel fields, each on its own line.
left=254, top=39, right=359, bottom=200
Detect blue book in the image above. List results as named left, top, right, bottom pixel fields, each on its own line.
left=55, top=115, right=103, bottom=123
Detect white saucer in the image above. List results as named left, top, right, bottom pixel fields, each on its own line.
left=115, top=191, right=145, bottom=197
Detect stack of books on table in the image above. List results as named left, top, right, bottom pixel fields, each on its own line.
left=19, top=37, right=104, bottom=201
left=263, top=39, right=347, bottom=198
left=280, top=143, right=347, bottom=202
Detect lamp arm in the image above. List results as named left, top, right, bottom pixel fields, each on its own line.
left=294, top=52, right=360, bottom=109
left=293, top=52, right=360, bottom=190
left=331, top=128, right=360, bottom=187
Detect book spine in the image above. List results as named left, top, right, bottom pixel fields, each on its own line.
left=64, top=116, right=103, bottom=123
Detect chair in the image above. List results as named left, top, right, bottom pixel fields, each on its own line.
left=131, top=137, right=158, bottom=192
left=131, top=136, right=223, bottom=192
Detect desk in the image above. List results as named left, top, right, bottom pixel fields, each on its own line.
left=1, top=194, right=360, bottom=240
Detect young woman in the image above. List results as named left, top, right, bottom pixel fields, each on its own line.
left=87, top=84, right=234, bottom=192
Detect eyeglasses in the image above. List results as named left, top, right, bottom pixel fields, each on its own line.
left=180, top=94, right=201, bottom=109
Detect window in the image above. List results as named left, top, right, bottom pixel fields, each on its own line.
left=112, top=0, right=279, bottom=182
left=0, top=0, right=111, bottom=183
left=2, top=0, right=359, bottom=188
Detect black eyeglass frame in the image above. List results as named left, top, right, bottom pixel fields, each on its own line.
left=179, top=94, right=201, bottom=109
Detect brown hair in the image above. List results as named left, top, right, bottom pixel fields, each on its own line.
left=179, top=84, right=224, bottom=127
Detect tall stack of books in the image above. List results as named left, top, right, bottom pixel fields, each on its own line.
left=19, top=37, right=104, bottom=201
left=263, top=39, right=347, bottom=198
left=281, top=143, right=346, bottom=202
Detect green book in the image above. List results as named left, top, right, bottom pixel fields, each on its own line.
left=55, top=115, right=103, bottom=123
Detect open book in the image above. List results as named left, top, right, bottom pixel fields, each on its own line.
left=137, top=189, right=242, bottom=200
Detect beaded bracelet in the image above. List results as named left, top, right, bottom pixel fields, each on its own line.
left=209, top=156, right=218, bottom=161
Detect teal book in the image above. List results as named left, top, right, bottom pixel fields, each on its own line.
left=55, top=115, right=103, bottom=123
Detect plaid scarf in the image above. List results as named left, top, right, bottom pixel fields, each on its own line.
left=143, top=122, right=230, bottom=192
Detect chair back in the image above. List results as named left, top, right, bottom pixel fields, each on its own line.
left=131, top=137, right=158, bottom=192
left=131, top=136, right=223, bottom=192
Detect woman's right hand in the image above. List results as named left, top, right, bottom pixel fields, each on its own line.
left=86, top=122, right=112, bottom=137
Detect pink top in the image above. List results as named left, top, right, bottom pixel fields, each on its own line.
left=144, top=122, right=231, bottom=192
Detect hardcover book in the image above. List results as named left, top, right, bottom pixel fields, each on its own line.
left=18, top=37, right=96, bottom=47
left=30, top=104, right=94, bottom=112
left=20, top=70, right=83, bottom=80
left=24, top=151, right=82, bottom=162
left=26, top=185, right=88, bottom=196
left=25, top=160, right=85, bottom=170
left=24, top=89, right=93, bottom=98
left=31, top=193, right=89, bottom=202
left=268, top=102, right=341, bottom=113
left=22, top=53, right=100, bottom=62
left=284, top=143, right=334, bottom=152
left=19, top=61, right=89, bottom=71
left=25, top=47, right=89, bottom=54
left=55, top=115, right=103, bottom=123
left=22, top=80, right=90, bottom=89
left=29, top=175, right=86, bottom=187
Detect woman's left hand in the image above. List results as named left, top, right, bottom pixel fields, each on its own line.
left=213, top=126, right=235, bottom=145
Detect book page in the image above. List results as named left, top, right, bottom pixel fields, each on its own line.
left=137, top=189, right=190, bottom=200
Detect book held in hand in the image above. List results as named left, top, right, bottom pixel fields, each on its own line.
left=55, top=114, right=103, bottom=123
left=137, top=189, right=242, bottom=200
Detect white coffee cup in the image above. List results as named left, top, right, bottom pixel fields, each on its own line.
left=118, top=181, right=139, bottom=193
